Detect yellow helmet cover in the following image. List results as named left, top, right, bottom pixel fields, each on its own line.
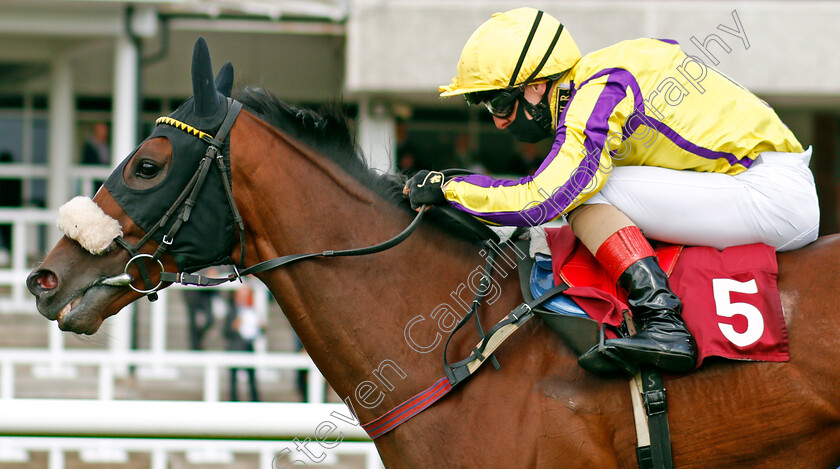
left=440, top=7, right=581, bottom=97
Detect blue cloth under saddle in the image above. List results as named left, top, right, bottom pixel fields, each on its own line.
left=530, top=253, right=590, bottom=318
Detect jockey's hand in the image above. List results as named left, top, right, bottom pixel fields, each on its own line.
left=403, top=170, right=447, bottom=210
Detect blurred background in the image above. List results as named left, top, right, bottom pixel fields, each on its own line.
left=0, top=1, right=838, bottom=468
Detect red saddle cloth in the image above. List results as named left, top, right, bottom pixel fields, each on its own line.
left=545, top=227, right=789, bottom=366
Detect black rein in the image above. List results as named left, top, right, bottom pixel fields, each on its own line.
left=161, top=206, right=428, bottom=288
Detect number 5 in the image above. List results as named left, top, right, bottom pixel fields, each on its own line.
left=712, top=278, right=765, bottom=347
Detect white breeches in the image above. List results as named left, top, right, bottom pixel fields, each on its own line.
left=583, top=147, right=820, bottom=251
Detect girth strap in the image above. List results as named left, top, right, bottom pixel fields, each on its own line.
left=362, top=377, right=454, bottom=439
left=445, top=281, right=569, bottom=387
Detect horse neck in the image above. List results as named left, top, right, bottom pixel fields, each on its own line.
left=229, top=112, right=483, bottom=418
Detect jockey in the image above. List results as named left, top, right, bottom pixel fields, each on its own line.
left=404, top=7, right=819, bottom=374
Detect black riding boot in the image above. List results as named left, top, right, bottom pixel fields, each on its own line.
left=605, top=256, right=697, bottom=373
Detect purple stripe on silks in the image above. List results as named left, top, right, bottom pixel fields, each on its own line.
left=445, top=116, right=574, bottom=225
left=594, top=65, right=749, bottom=167
left=575, top=68, right=751, bottom=166
left=445, top=200, right=547, bottom=226
left=578, top=68, right=645, bottom=115
left=623, top=112, right=642, bottom=140
left=448, top=173, right=535, bottom=189
left=448, top=79, right=588, bottom=192
left=362, top=377, right=453, bottom=439
left=622, top=111, right=663, bottom=142
left=621, top=112, right=753, bottom=168
left=448, top=70, right=641, bottom=226
left=645, top=119, right=755, bottom=168
left=657, top=38, right=679, bottom=45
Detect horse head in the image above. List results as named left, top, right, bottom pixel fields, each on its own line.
left=27, top=38, right=241, bottom=334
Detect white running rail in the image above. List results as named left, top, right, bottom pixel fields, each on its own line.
left=0, top=437, right=382, bottom=469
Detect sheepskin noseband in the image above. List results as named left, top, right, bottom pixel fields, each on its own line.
left=57, top=196, right=123, bottom=255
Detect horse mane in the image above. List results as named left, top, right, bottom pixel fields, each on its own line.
left=234, top=87, right=407, bottom=205
left=233, top=87, right=483, bottom=244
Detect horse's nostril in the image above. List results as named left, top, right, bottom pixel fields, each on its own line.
left=27, top=270, right=58, bottom=294
left=39, top=272, right=58, bottom=290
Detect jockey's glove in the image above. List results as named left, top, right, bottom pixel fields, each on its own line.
left=405, top=170, right=447, bottom=210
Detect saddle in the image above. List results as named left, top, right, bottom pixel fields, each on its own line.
left=522, top=232, right=683, bottom=374
left=431, top=202, right=642, bottom=373
left=517, top=244, right=601, bottom=356
left=433, top=203, right=789, bottom=370
left=534, top=227, right=789, bottom=367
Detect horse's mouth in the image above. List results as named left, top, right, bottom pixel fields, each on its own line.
left=40, top=287, right=106, bottom=335
left=56, top=295, right=82, bottom=325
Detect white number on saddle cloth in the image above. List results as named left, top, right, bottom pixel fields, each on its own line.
left=712, top=278, right=765, bottom=348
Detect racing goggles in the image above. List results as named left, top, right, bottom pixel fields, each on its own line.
left=465, top=87, right=523, bottom=118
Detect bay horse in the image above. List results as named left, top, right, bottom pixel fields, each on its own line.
left=26, top=38, right=840, bottom=468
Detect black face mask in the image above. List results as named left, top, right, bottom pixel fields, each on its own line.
left=104, top=39, right=238, bottom=272
left=508, top=96, right=554, bottom=143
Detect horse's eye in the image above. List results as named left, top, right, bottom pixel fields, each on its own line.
left=136, top=160, right=160, bottom=179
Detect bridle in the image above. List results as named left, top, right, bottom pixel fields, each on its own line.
left=100, top=98, right=427, bottom=300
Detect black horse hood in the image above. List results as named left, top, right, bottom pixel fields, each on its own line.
left=104, top=38, right=238, bottom=272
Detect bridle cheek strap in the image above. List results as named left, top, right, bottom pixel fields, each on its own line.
left=153, top=99, right=245, bottom=270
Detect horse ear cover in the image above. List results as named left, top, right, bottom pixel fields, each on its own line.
left=215, top=61, right=234, bottom=98
left=192, top=37, right=223, bottom=118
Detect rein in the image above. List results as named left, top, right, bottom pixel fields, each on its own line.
left=159, top=205, right=427, bottom=288
left=102, top=98, right=428, bottom=297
